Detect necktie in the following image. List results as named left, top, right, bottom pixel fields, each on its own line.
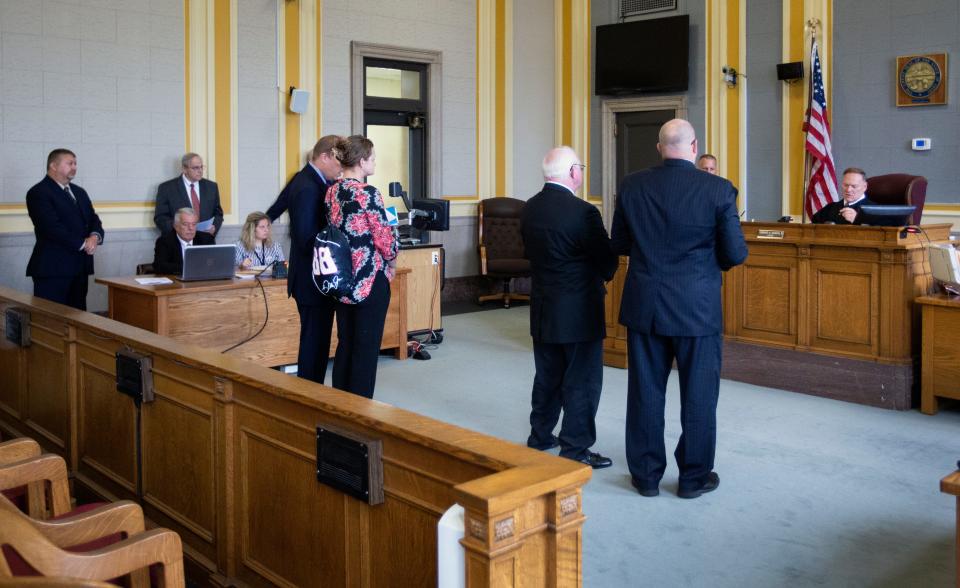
left=190, top=183, right=200, bottom=214
left=64, top=186, right=76, bottom=201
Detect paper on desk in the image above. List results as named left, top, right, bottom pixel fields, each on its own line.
left=235, top=273, right=256, bottom=280
left=135, top=277, right=173, bottom=285
left=196, top=218, right=214, bottom=231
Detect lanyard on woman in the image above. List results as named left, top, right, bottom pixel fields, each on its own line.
left=255, top=246, right=266, bottom=266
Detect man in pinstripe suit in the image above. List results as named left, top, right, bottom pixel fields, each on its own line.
left=611, top=119, right=747, bottom=499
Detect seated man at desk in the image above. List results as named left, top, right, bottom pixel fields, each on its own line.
left=811, top=167, right=877, bottom=225
left=153, top=207, right=215, bottom=275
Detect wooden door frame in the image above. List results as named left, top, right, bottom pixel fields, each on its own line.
left=600, top=96, right=687, bottom=226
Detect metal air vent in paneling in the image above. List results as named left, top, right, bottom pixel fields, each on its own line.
left=621, top=0, right=677, bottom=19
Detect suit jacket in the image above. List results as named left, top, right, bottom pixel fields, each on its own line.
left=611, top=159, right=748, bottom=336
left=26, top=175, right=104, bottom=278
left=286, top=164, right=335, bottom=305
left=153, top=176, right=224, bottom=235
left=810, top=197, right=878, bottom=225
left=152, top=230, right=216, bottom=276
left=521, top=183, right=618, bottom=344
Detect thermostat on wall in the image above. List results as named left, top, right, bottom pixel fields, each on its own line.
left=911, top=138, right=931, bottom=151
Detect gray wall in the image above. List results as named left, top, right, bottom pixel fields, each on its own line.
left=745, top=0, right=782, bottom=221
left=589, top=0, right=706, bottom=197
left=832, top=1, right=959, bottom=203
left=512, top=0, right=555, bottom=200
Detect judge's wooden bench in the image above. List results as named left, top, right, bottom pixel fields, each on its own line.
left=603, top=222, right=953, bottom=409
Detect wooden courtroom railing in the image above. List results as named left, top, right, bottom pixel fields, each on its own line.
left=0, top=286, right=590, bottom=587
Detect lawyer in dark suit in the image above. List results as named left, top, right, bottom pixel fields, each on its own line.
left=152, top=208, right=216, bottom=275
left=26, top=149, right=104, bottom=311
left=153, top=153, right=224, bottom=237
left=287, top=135, right=344, bottom=384
left=521, top=147, right=619, bottom=469
left=811, top=167, right=876, bottom=225
left=611, top=119, right=748, bottom=498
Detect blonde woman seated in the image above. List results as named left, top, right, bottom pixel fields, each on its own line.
left=235, top=211, right=285, bottom=269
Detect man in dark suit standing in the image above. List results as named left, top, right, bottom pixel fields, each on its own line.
left=811, top=167, right=876, bottom=225
left=611, top=119, right=748, bottom=498
left=153, top=153, right=224, bottom=237
left=521, top=146, right=619, bottom=469
left=152, top=208, right=216, bottom=275
left=26, top=148, right=104, bottom=311
left=287, top=135, right=344, bottom=384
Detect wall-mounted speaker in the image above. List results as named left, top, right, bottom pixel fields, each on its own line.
left=289, top=87, right=309, bottom=114
left=116, top=348, right=154, bottom=404
left=777, top=61, right=804, bottom=82
left=4, top=308, right=30, bottom=347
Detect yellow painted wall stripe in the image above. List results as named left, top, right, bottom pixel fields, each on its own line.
left=284, top=0, right=301, bottom=179
left=214, top=0, right=232, bottom=215
left=561, top=0, right=572, bottom=145
left=725, top=0, right=740, bottom=192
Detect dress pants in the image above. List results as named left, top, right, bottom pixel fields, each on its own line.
left=295, top=297, right=336, bottom=384
left=33, top=275, right=89, bottom=311
left=625, top=330, right=721, bottom=490
left=527, top=338, right=603, bottom=460
left=332, top=271, right=391, bottom=399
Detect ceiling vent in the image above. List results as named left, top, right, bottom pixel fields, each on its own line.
left=621, top=0, right=677, bottom=19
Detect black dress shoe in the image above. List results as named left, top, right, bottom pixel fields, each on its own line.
left=677, top=472, right=720, bottom=499
left=630, top=478, right=659, bottom=497
left=573, top=451, right=613, bottom=469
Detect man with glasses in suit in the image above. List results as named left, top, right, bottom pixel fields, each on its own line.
left=154, top=153, right=224, bottom=238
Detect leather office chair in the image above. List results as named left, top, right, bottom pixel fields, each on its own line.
left=477, top=198, right=531, bottom=308
left=866, top=174, right=927, bottom=225
left=135, top=263, right=154, bottom=275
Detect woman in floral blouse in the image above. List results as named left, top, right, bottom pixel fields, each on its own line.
left=325, top=135, right=399, bottom=398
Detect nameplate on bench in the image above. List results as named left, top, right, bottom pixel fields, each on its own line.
left=316, top=425, right=384, bottom=505
left=757, top=229, right=785, bottom=240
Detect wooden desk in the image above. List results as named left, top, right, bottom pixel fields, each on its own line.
left=96, top=270, right=408, bottom=367
left=940, top=469, right=960, bottom=588
left=918, top=294, right=960, bottom=414
left=604, top=223, right=952, bottom=409
left=397, top=244, right=443, bottom=334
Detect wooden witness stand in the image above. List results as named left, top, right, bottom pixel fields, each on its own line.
left=96, top=269, right=409, bottom=367
left=0, top=286, right=590, bottom=586
left=603, top=222, right=951, bottom=409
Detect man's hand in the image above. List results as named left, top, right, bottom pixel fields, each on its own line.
left=82, top=235, right=99, bottom=255
left=839, top=207, right=857, bottom=223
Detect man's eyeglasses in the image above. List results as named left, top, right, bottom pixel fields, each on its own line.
left=571, top=164, right=586, bottom=171
left=186, top=165, right=205, bottom=171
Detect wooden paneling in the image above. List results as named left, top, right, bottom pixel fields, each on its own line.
left=919, top=295, right=960, bottom=414
left=24, top=316, right=69, bottom=451
left=606, top=224, right=951, bottom=376
left=738, top=256, right=797, bottom=344
left=0, top=303, right=25, bottom=423
left=99, top=268, right=411, bottom=367
left=602, top=258, right=628, bottom=369
left=0, top=285, right=591, bottom=587
left=397, top=246, right=443, bottom=333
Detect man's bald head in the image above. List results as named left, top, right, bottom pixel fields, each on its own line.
left=657, top=119, right=698, bottom=162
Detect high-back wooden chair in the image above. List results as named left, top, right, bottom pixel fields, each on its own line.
left=0, top=442, right=72, bottom=520
left=0, top=577, right=114, bottom=587
left=0, top=495, right=184, bottom=588
left=477, top=197, right=531, bottom=307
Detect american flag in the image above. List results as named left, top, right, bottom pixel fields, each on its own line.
left=802, top=38, right=839, bottom=219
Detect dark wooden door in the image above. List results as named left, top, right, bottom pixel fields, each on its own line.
left=615, top=109, right=675, bottom=188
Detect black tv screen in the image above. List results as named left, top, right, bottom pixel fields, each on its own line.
left=595, top=15, right=689, bottom=95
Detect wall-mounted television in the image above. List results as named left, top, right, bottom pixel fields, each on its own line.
left=595, top=15, right=689, bottom=95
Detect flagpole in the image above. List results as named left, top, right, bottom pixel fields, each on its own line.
left=801, top=20, right=819, bottom=224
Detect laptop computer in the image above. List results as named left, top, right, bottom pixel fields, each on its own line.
left=178, top=244, right=236, bottom=281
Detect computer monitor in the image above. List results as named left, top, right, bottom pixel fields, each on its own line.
left=859, top=205, right=916, bottom=227
left=411, top=198, right=450, bottom=231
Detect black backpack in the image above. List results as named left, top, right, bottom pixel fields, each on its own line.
left=312, top=226, right=353, bottom=299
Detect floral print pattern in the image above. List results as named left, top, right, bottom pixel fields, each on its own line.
left=325, top=178, right=399, bottom=304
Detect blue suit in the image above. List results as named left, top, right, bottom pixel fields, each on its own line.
left=611, top=158, right=747, bottom=492
left=26, top=175, right=104, bottom=310
left=286, top=163, right=336, bottom=384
